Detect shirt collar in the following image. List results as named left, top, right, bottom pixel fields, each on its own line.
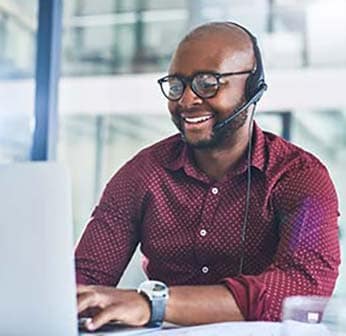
left=165, top=121, right=267, bottom=175
left=164, top=137, right=189, bottom=171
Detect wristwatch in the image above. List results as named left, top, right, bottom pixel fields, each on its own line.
left=137, top=280, right=169, bottom=327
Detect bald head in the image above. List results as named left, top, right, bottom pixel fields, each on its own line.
left=170, top=22, right=256, bottom=75
left=181, top=22, right=253, bottom=49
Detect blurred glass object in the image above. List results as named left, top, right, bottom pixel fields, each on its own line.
left=282, top=295, right=346, bottom=336
left=0, top=0, right=38, bottom=162
left=281, top=296, right=331, bottom=336
left=322, top=296, right=346, bottom=336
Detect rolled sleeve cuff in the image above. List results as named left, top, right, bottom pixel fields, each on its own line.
left=222, top=275, right=268, bottom=321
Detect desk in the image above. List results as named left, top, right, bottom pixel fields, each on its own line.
left=80, top=321, right=281, bottom=336
left=80, top=321, right=336, bottom=336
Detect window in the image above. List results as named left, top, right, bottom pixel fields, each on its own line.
left=0, top=0, right=38, bottom=162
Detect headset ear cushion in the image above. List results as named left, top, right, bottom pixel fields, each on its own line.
left=227, top=21, right=267, bottom=104
left=245, top=72, right=256, bottom=101
left=245, top=44, right=266, bottom=103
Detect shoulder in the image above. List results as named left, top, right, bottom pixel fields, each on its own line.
left=263, top=130, right=327, bottom=176
left=102, top=134, right=183, bottom=199
left=114, top=133, right=183, bottom=180
left=262, top=131, right=337, bottom=205
left=129, top=133, right=183, bottom=169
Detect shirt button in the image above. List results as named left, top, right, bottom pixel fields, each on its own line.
left=200, top=229, right=207, bottom=237
left=211, top=187, right=219, bottom=195
left=202, top=266, right=209, bottom=274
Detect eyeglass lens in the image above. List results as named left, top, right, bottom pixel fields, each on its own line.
left=160, top=73, right=219, bottom=100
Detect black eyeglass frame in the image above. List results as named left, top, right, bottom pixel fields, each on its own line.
left=157, top=70, right=254, bottom=101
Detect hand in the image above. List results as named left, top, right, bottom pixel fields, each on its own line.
left=77, top=285, right=151, bottom=331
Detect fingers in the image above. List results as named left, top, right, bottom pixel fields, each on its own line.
left=76, top=286, right=148, bottom=330
left=78, top=292, right=99, bottom=313
left=77, top=285, right=117, bottom=315
left=77, top=288, right=109, bottom=313
left=78, top=307, right=101, bottom=319
left=86, top=305, right=122, bottom=331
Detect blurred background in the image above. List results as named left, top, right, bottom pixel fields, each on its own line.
left=0, top=0, right=345, bottom=291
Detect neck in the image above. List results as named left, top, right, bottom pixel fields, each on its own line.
left=193, top=124, right=251, bottom=181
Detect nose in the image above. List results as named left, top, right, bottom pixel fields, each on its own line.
left=178, top=84, right=203, bottom=107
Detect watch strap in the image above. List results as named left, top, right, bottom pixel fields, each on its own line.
left=148, top=298, right=166, bottom=327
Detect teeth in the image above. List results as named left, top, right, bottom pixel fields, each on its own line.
left=184, top=116, right=213, bottom=124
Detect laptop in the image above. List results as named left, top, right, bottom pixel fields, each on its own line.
left=0, top=162, right=159, bottom=336
left=0, top=162, right=78, bottom=336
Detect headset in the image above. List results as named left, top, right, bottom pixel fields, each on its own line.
left=213, top=21, right=268, bottom=131
left=211, top=22, right=268, bottom=275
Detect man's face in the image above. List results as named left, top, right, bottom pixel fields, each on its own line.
left=168, top=31, right=253, bottom=150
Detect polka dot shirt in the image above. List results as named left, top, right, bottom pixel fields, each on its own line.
left=75, top=122, right=340, bottom=321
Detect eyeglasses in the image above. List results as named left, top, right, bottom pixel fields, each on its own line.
left=157, top=70, right=253, bottom=101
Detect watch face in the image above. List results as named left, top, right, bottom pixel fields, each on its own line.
left=139, top=280, right=169, bottom=300
left=153, top=283, right=166, bottom=292
left=138, top=281, right=169, bottom=326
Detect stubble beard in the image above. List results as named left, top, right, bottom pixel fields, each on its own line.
left=173, top=108, right=249, bottom=150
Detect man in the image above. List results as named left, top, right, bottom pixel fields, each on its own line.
left=75, top=22, right=340, bottom=331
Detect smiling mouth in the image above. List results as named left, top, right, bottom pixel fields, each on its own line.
left=182, top=115, right=214, bottom=124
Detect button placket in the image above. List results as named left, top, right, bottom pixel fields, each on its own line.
left=194, top=185, right=221, bottom=273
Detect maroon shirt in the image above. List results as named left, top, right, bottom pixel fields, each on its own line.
left=75, top=122, right=340, bottom=321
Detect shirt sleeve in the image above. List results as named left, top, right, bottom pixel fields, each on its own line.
left=75, top=161, right=142, bottom=286
left=223, top=165, right=341, bottom=321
